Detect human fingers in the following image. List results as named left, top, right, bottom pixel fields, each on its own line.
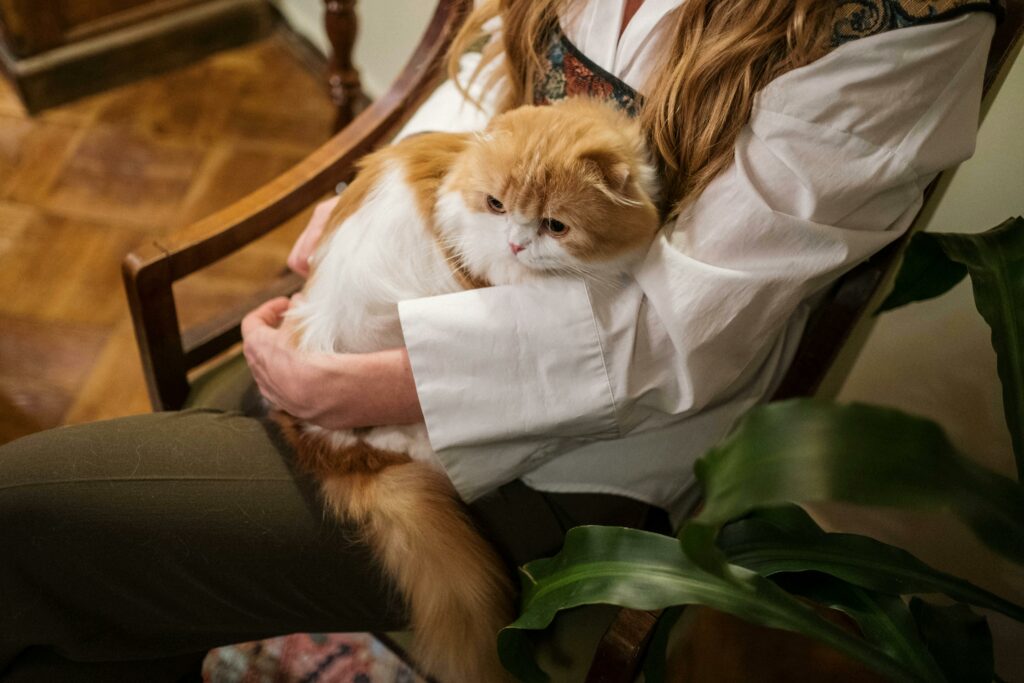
left=242, top=306, right=287, bottom=406
left=287, top=195, right=342, bottom=276
left=241, top=297, right=291, bottom=339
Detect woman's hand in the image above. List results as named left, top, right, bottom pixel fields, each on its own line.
left=287, top=195, right=342, bottom=277
left=241, top=297, right=424, bottom=430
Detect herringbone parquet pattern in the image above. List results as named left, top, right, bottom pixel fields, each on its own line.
left=0, top=31, right=334, bottom=443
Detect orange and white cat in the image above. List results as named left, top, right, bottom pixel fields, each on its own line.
left=273, top=98, right=660, bottom=682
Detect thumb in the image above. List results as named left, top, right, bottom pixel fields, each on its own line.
left=242, top=297, right=291, bottom=337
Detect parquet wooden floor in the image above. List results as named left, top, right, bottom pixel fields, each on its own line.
left=0, top=30, right=334, bottom=444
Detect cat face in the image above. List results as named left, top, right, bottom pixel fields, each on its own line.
left=438, top=99, right=661, bottom=285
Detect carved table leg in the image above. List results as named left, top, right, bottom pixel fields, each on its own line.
left=324, top=0, right=369, bottom=131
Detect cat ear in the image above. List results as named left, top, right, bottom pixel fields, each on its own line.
left=604, top=161, right=632, bottom=193
left=582, top=151, right=631, bottom=194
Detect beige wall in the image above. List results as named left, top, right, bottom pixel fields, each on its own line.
left=276, top=2, right=1024, bottom=674
left=842, top=42, right=1023, bottom=478
left=831, top=39, right=1024, bottom=680
left=269, top=0, right=434, bottom=97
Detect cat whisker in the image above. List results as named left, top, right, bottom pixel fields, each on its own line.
left=557, top=262, right=624, bottom=288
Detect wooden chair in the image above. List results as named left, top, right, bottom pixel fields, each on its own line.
left=122, top=0, right=1024, bottom=680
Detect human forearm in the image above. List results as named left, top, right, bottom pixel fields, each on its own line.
left=241, top=298, right=423, bottom=431
left=302, top=348, right=424, bottom=430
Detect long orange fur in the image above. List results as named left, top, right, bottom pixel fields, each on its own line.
left=275, top=412, right=514, bottom=682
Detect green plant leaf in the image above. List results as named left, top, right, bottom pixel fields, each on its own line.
left=499, top=526, right=933, bottom=683
left=719, top=509, right=1024, bottom=622
left=875, top=217, right=1024, bottom=476
left=742, top=505, right=826, bottom=536
left=930, top=217, right=1024, bottom=480
left=878, top=232, right=969, bottom=314
left=777, top=573, right=946, bottom=682
left=690, top=399, right=1024, bottom=565
left=909, top=598, right=994, bottom=683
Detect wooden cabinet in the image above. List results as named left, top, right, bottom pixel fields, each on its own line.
left=0, top=0, right=272, bottom=112
left=0, top=0, right=214, bottom=57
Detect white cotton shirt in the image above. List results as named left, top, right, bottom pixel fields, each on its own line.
left=395, top=1, right=996, bottom=526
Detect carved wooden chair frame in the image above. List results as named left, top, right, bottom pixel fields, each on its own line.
left=122, top=0, right=1024, bottom=679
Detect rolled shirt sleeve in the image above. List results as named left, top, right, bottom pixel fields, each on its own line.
left=397, top=14, right=996, bottom=504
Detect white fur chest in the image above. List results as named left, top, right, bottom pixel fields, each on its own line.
left=288, top=165, right=463, bottom=355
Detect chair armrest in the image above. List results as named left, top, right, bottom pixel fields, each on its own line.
left=123, top=0, right=472, bottom=411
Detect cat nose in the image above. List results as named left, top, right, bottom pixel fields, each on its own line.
left=509, top=241, right=526, bottom=255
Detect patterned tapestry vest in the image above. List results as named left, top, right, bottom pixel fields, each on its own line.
left=533, top=0, right=1005, bottom=114
left=534, top=27, right=642, bottom=115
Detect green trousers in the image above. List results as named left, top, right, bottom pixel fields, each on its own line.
left=0, top=408, right=662, bottom=681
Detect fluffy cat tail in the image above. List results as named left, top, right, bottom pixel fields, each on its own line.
left=321, top=462, right=516, bottom=683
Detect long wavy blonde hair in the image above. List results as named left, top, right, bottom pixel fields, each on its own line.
left=448, top=0, right=834, bottom=217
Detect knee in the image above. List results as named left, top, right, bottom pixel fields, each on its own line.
left=0, top=439, right=69, bottom=645
left=0, top=429, right=97, bottom=551
left=0, top=432, right=49, bottom=525
left=0, top=463, right=60, bottom=559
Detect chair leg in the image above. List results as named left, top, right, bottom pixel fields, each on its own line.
left=585, top=608, right=662, bottom=682
left=324, top=0, right=369, bottom=131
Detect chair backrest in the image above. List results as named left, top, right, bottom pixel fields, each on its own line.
left=771, top=0, right=1024, bottom=401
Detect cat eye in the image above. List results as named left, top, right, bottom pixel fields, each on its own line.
left=486, top=195, right=505, bottom=214
left=542, top=218, right=569, bottom=236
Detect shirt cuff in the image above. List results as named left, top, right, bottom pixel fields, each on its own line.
left=398, top=278, right=620, bottom=454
